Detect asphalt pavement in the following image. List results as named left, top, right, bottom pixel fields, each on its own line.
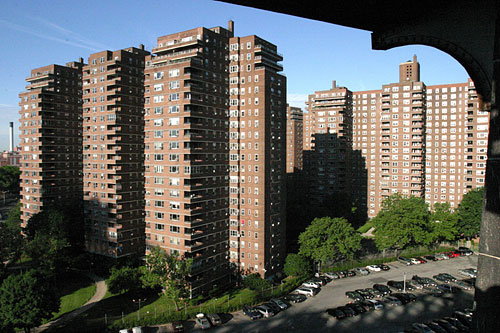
left=191, top=254, right=477, bottom=333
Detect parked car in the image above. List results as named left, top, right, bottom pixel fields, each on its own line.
left=303, top=281, right=321, bottom=289
left=434, top=273, right=458, bottom=282
left=424, top=255, right=438, bottom=261
left=423, top=285, right=444, bottom=297
left=195, top=314, right=212, bottom=330
left=270, top=298, right=288, bottom=310
left=409, top=279, right=424, bottom=289
left=436, top=284, right=460, bottom=293
left=410, top=257, right=422, bottom=265
left=444, top=251, right=456, bottom=258
left=453, top=280, right=473, bottom=290
left=453, top=310, right=473, bottom=327
left=443, top=317, right=469, bottom=331
left=172, top=321, right=185, bottom=333
left=383, top=295, right=403, bottom=306
left=346, top=303, right=366, bottom=315
left=327, top=307, right=346, bottom=320
left=324, top=272, right=340, bottom=279
left=425, top=321, right=448, bottom=333
left=264, top=302, right=281, bottom=314
left=387, top=280, right=405, bottom=291
left=206, top=313, right=222, bottom=326
left=337, top=271, right=347, bottom=278
left=354, top=267, right=370, bottom=275
left=339, top=305, right=356, bottom=317
left=373, top=283, right=392, bottom=295
left=254, top=305, right=275, bottom=318
left=284, top=293, right=307, bottom=303
left=364, top=287, right=383, bottom=298
left=366, top=264, right=381, bottom=272
left=433, top=319, right=459, bottom=332
left=435, top=253, right=449, bottom=260
left=393, top=292, right=417, bottom=304
left=398, top=256, right=412, bottom=265
left=346, top=291, right=364, bottom=302
left=311, top=277, right=326, bottom=286
left=412, top=323, right=435, bottom=333
left=295, top=287, right=317, bottom=297
left=378, top=264, right=391, bottom=271
left=458, top=268, right=477, bottom=278
left=355, top=289, right=373, bottom=299
left=346, top=270, right=356, bottom=277
left=416, top=257, right=427, bottom=263
left=457, top=249, right=473, bottom=256
left=364, top=299, right=384, bottom=310
left=242, top=306, right=262, bottom=320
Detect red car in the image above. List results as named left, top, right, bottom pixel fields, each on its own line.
left=444, top=252, right=455, bottom=258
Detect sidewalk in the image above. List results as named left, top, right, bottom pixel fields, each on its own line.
left=34, top=273, right=107, bottom=332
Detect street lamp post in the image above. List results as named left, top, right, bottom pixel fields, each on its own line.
left=132, top=298, right=147, bottom=321
left=403, top=271, right=407, bottom=293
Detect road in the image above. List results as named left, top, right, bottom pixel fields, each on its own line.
left=192, top=255, right=477, bottom=332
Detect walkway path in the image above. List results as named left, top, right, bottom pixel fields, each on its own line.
left=34, top=273, right=107, bottom=332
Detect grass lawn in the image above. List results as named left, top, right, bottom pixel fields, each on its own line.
left=357, top=222, right=373, bottom=234
left=45, top=272, right=96, bottom=323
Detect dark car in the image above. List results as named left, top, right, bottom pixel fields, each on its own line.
left=346, top=291, right=364, bottom=302
left=453, top=311, right=472, bottom=327
left=424, top=255, right=438, bottom=261
left=425, top=321, right=448, bottom=333
left=284, top=293, right=306, bottom=303
left=339, top=305, right=356, bottom=317
left=443, top=317, right=469, bottom=331
left=346, top=303, right=366, bottom=315
left=434, top=273, right=457, bottom=282
left=387, top=280, right=405, bottom=291
left=398, top=256, right=412, bottom=265
left=172, top=321, right=185, bottom=333
left=346, top=270, right=356, bottom=277
left=423, top=285, right=444, bottom=297
left=437, top=284, right=460, bottom=293
left=373, top=283, right=392, bottom=295
left=338, top=271, right=347, bottom=278
left=242, top=306, right=262, bottom=320
left=327, top=307, right=346, bottom=320
left=378, top=264, right=391, bottom=271
left=383, top=295, right=403, bottom=306
left=359, top=299, right=384, bottom=310
left=355, top=289, right=374, bottom=299
left=392, top=293, right=411, bottom=304
left=434, top=319, right=459, bottom=333
left=206, top=313, right=222, bottom=326
left=364, top=288, right=382, bottom=298
left=264, top=302, right=281, bottom=314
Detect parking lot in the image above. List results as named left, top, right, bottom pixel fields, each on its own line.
left=191, top=254, right=477, bottom=332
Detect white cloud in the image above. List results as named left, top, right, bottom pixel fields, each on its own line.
left=287, top=93, right=308, bottom=109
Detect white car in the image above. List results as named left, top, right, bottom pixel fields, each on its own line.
left=302, top=281, right=321, bottom=289
left=366, top=265, right=381, bottom=272
left=295, top=287, right=317, bottom=297
left=435, top=253, right=449, bottom=260
left=410, top=258, right=421, bottom=265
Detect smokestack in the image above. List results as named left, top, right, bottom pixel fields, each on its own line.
left=228, top=20, right=234, bottom=33
left=9, top=122, right=14, bottom=152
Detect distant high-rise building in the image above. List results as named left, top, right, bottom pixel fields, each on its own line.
left=82, top=46, right=150, bottom=258
left=19, top=60, right=84, bottom=227
left=143, top=23, right=233, bottom=295
left=228, top=34, right=287, bottom=278
left=286, top=105, right=303, bottom=173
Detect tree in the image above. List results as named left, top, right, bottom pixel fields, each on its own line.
left=372, top=194, right=432, bottom=251
left=141, top=247, right=192, bottom=311
left=298, top=217, right=362, bottom=264
left=0, top=166, right=20, bottom=196
left=0, top=204, right=23, bottom=276
left=23, top=207, right=79, bottom=274
left=284, top=253, right=312, bottom=277
left=108, top=266, right=141, bottom=295
left=430, top=202, right=459, bottom=242
left=0, top=269, right=59, bottom=332
left=456, top=187, right=484, bottom=238
left=242, top=273, right=272, bottom=291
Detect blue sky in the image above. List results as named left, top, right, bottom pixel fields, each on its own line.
left=0, top=0, right=469, bottom=151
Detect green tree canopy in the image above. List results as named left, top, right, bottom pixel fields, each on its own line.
left=108, top=266, right=142, bottom=295
left=0, top=269, right=59, bottom=332
left=0, top=204, right=23, bottom=276
left=430, top=202, right=459, bottom=242
left=456, top=187, right=484, bottom=238
left=0, top=166, right=20, bottom=196
left=283, top=253, right=312, bottom=277
left=141, top=247, right=192, bottom=311
left=242, top=273, right=272, bottom=291
left=372, top=193, right=432, bottom=251
left=298, top=217, right=362, bottom=263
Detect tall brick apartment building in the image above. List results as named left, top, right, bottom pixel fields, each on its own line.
left=19, top=60, right=84, bottom=227
left=300, top=56, right=488, bottom=218
left=19, top=21, right=286, bottom=294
